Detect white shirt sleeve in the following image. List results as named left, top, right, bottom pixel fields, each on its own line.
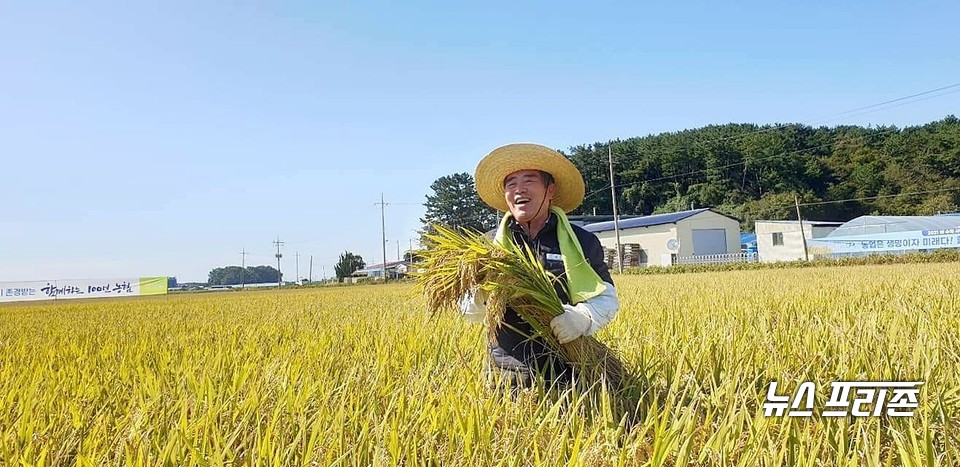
left=569, top=281, right=619, bottom=336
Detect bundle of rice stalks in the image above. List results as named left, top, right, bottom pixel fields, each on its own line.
left=415, top=224, right=629, bottom=390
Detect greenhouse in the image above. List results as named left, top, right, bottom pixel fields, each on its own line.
left=808, top=214, right=960, bottom=257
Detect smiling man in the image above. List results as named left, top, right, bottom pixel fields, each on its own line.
left=461, top=143, right=620, bottom=389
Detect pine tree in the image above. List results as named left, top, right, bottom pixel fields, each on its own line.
left=334, top=251, right=366, bottom=281
left=420, top=172, right=499, bottom=235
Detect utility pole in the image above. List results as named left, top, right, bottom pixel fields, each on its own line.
left=239, top=247, right=248, bottom=290
left=795, top=196, right=810, bottom=261
left=295, top=252, right=300, bottom=285
left=273, top=237, right=284, bottom=289
left=609, top=146, right=624, bottom=274
left=397, top=240, right=400, bottom=261
left=309, top=255, right=313, bottom=282
left=375, top=193, right=388, bottom=282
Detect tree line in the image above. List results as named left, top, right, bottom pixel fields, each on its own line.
left=208, top=266, right=281, bottom=286
left=420, top=116, right=960, bottom=232
left=207, top=252, right=369, bottom=285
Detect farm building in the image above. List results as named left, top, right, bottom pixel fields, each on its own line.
left=349, top=260, right=409, bottom=282
left=582, top=208, right=742, bottom=267
left=807, top=214, right=960, bottom=257
left=755, top=220, right=843, bottom=263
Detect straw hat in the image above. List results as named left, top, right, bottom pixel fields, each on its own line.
left=474, top=143, right=585, bottom=213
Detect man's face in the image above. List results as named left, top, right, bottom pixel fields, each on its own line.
left=503, top=169, right=555, bottom=223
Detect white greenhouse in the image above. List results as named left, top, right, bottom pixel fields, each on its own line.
left=807, top=214, right=960, bottom=257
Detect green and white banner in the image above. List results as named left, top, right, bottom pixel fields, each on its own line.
left=808, top=228, right=960, bottom=255
left=0, top=277, right=168, bottom=303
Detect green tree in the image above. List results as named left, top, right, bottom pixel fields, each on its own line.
left=207, top=267, right=228, bottom=285
left=246, top=265, right=281, bottom=284
left=334, top=251, right=366, bottom=282
left=420, top=172, right=499, bottom=235
left=207, top=265, right=280, bottom=285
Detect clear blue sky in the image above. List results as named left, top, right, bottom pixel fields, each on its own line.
left=2, top=1, right=958, bottom=283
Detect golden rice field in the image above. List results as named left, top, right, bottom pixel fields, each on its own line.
left=2, top=263, right=960, bottom=466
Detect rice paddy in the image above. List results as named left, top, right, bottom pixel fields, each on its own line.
left=1, top=262, right=958, bottom=465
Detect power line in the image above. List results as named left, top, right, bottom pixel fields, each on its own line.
left=283, top=205, right=420, bottom=246
left=723, top=82, right=960, bottom=144
left=825, top=82, right=960, bottom=119
left=631, top=81, right=960, bottom=151
left=797, top=186, right=960, bottom=208
left=817, top=87, right=960, bottom=124
left=741, top=185, right=960, bottom=219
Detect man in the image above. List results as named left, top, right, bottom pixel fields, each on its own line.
left=460, top=143, right=620, bottom=389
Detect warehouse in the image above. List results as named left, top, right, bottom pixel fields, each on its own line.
left=349, top=260, right=409, bottom=282
left=583, top=208, right=741, bottom=267
left=755, top=220, right=843, bottom=262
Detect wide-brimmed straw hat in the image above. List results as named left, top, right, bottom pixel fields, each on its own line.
left=474, top=143, right=585, bottom=213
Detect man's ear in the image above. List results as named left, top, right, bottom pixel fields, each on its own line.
left=546, top=183, right=556, bottom=201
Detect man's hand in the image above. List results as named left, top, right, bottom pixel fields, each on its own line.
left=550, top=304, right=593, bottom=344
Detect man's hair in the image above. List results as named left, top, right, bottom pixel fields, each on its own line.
left=538, top=170, right=555, bottom=187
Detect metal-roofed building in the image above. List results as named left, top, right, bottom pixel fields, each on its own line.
left=583, top=208, right=741, bottom=266
left=827, top=215, right=960, bottom=236
left=349, top=260, right=409, bottom=282
left=807, top=215, right=960, bottom=257
left=755, top=220, right=844, bottom=262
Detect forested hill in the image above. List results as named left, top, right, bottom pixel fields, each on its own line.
left=566, top=116, right=960, bottom=227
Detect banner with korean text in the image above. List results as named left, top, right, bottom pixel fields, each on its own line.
left=808, top=228, right=960, bottom=255
left=0, top=277, right=168, bottom=303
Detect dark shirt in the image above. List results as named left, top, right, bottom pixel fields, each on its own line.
left=489, top=213, right=613, bottom=382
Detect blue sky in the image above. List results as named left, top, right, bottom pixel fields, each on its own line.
left=2, top=1, right=958, bottom=283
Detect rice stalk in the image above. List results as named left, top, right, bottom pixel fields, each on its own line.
left=414, top=224, right=629, bottom=390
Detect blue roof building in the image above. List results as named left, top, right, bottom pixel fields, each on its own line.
left=583, top=208, right=716, bottom=233
left=583, top=208, right=742, bottom=267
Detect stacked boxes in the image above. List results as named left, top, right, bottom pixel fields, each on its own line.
left=604, top=243, right=643, bottom=268
left=621, top=243, right=643, bottom=266
left=604, top=248, right=618, bottom=268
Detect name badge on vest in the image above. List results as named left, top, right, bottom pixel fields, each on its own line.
left=545, top=253, right=563, bottom=262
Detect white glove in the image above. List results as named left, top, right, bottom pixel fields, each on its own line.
left=549, top=282, right=620, bottom=344
left=550, top=304, right=593, bottom=344
left=459, top=287, right=487, bottom=324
